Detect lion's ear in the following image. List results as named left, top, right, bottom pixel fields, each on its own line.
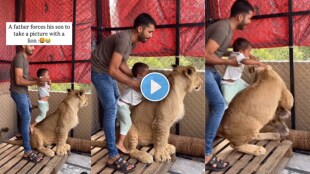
left=184, top=66, right=195, bottom=77
left=67, top=89, right=73, bottom=94
left=77, top=90, right=85, bottom=97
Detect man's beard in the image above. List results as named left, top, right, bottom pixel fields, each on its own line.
left=237, top=21, right=246, bottom=30
left=138, top=34, right=148, bottom=43
left=25, top=48, right=33, bottom=55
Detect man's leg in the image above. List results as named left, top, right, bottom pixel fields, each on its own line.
left=205, top=69, right=229, bottom=170
left=11, top=93, right=32, bottom=153
left=91, top=72, right=119, bottom=158
left=92, top=72, right=135, bottom=172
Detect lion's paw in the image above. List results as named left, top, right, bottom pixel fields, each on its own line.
left=56, top=145, right=68, bottom=156
left=155, top=149, right=171, bottom=162
left=64, top=144, right=71, bottom=151
left=254, top=146, right=266, bottom=156
left=166, top=144, right=176, bottom=155
left=140, top=153, right=153, bottom=164
left=40, top=148, right=55, bottom=157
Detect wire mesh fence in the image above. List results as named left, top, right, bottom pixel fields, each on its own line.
left=206, top=0, right=310, bottom=131
left=91, top=0, right=205, bottom=138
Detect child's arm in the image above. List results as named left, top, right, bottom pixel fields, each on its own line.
left=241, top=59, right=265, bottom=66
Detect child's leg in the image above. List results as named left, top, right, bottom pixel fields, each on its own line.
left=31, top=101, right=49, bottom=134
left=116, top=104, right=132, bottom=154
left=220, top=82, right=235, bottom=106
left=35, top=100, right=49, bottom=123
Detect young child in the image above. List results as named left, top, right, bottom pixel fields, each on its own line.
left=221, top=38, right=265, bottom=106
left=30, top=68, right=51, bottom=134
left=116, top=62, right=149, bottom=154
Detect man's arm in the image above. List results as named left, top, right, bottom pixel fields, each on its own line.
left=15, top=68, right=38, bottom=86
left=205, top=39, right=238, bottom=66
left=108, top=52, right=140, bottom=91
left=119, top=62, right=133, bottom=77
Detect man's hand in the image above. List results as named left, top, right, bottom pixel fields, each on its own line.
left=227, top=57, right=239, bottom=66
left=131, top=80, right=141, bottom=92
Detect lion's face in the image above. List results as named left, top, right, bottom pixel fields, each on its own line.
left=67, top=89, right=89, bottom=108
left=171, top=66, right=203, bottom=92
left=251, top=65, right=283, bottom=84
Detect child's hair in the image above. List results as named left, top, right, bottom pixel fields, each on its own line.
left=233, top=38, right=252, bottom=52
left=132, top=62, right=149, bottom=77
left=37, top=68, right=48, bottom=78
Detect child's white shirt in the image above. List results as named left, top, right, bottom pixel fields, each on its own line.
left=117, top=78, right=142, bottom=106
left=222, top=52, right=247, bottom=81
left=38, top=82, right=50, bottom=98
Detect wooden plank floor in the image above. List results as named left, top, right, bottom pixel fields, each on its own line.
left=0, top=137, right=68, bottom=174
left=91, top=131, right=176, bottom=174
left=206, top=138, right=293, bottom=174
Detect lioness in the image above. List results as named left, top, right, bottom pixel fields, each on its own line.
left=125, top=66, right=203, bottom=163
left=218, top=65, right=293, bottom=156
left=8, top=90, right=88, bottom=157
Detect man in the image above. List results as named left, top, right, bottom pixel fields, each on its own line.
left=205, top=0, right=254, bottom=171
left=10, top=45, right=44, bottom=163
left=91, top=13, right=156, bottom=173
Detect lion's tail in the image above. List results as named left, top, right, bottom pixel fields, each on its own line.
left=5, top=139, right=23, bottom=146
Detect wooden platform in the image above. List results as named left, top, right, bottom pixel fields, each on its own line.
left=206, top=138, right=293, bottom=174
left=0, top=137, right=68, bottom=174
left=91, top=131, right=177, bottom=174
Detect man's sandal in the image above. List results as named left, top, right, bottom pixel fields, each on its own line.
left=106, top=156, right=136, bottom=173
left=205, top=155, right=230, bottom=172
left=23, top=152, right=43, bottom=163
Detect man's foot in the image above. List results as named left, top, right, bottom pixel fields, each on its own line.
left=107, top=155, right=135, bottom=173
left=116, top=143, right=129, bottom=154
left=23, top=151, right=43, bottom=163
left=205, top=154, right=229, bottom=172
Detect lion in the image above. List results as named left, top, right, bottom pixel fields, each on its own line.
left=218, top=65, right=294, bottom=156
left=7, top=89, right=88, bottom=157
left=260, top=107, right=291, bottom=139
left=124, top=66, right=203, bottom=163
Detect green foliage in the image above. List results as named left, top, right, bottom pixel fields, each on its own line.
left=127, top=56, right=204, bottom=70
left=252, top=46, right=310, bottom=61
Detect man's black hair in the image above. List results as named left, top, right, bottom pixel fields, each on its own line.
left=230, top=0, right=254, bottom=17
left=133, top=13, right=156, bottom=29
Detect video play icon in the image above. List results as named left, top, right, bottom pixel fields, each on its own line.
left=141, top=72, right=170, bottom=102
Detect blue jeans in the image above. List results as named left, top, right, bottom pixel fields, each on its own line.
left=11, top=92, right=32, bottom=153
left=91, top=72, right=120, bottom=157
left=205, top=68, right=226, bottom=155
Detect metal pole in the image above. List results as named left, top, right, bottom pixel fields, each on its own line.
left=97, top=0, right=103, bottom=42
left=175, top=0, right=180, bottom=135
left=71, top=0, right=77, bottom=90
left=70, top=0, right=77, bottom=137
left=288, top=0, right=296, bottom=129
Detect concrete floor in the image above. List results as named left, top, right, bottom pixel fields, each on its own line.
left=281, top=152, right=310, bottom=174
left=57, top=152, right=91, bottom=174
left=57, top=152, right=309, bottom=174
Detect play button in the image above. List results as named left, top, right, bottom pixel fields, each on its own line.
left=150, top=80, right=161, bottom=94
left=141, top=72, right=170, bottom=102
